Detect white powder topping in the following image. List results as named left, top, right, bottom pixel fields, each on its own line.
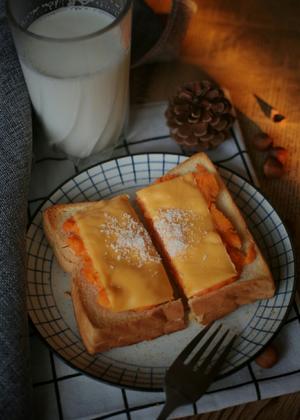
left=99, top=212, right=160, bottom=267
left=154, top=208, right=204, bottom=257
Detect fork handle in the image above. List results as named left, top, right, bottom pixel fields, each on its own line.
left=157, top=401, right=177, bottom=420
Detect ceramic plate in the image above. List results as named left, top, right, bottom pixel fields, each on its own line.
left=26, top=153, right=295, bottom=391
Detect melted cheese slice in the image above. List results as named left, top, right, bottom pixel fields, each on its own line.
left=137, top=174, right=237, bottom=298
left=73, top=195, right=173, bottom=312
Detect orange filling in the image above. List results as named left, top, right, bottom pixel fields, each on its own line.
left=63, top=218, right=111, bottom=308
left=210, top=204, right=242, bottom=250
left=156, top=164, right=256, bottom=278
left=154, top=173, right=178, bottom=184
left=193, top=165, right=256, bottom=275
left=193, top=164, right=220, bottom=205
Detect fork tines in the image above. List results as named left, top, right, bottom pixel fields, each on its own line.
left=171, top=323, right=235, bottom=374
left=158, top=324, right=236, bottom=419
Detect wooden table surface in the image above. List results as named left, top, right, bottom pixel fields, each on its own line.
left=131, top=0, right=300, bottom=418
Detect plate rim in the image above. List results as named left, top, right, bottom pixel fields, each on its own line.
left=27, top=152, right=297, bottom=391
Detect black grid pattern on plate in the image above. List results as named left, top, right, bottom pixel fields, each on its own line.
left=27, top=154, right=295, bottom=392
left=27, top=139, right=297, bottom=419
left=216, top=169, right=294, bottom=370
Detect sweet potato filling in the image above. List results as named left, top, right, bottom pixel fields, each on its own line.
left=63, top=218, right=111, bottom=308
left=193, top=164, right=220, bottom=205
left=210, top=204, right=242, bottom=250
left=154, top=173, right=178, bottom=184
left=193, top=165, right=256, bottom=274
left=156, top=164, right=256, bottom=276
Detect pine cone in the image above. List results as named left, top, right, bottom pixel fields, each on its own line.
left=165, top=81, right=235, bottom=150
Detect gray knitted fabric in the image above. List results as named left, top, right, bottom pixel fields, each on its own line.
left=0, top=4, right=32, bottom=419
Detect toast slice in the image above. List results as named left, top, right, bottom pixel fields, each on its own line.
left=72, top=275, right=184, bottom=354
left=136, top=153, right=275, bottom=325
left=43, top=196, right=185, bottom=354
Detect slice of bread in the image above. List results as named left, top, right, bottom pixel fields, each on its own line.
left=43, top=199, right=185, bottom=354
left=136, top=152, right=275, bottom=325
left=72, top=275, right=185, bottom=354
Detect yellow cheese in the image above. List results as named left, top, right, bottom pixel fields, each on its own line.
left=73, top=195, right=173, bottom=312
left=136, top=174, right=237, bottom=298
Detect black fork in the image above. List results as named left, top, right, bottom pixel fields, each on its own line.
left=157, top=324, right=236, bottom=419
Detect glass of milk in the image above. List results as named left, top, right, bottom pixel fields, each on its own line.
left=7, top=0, right=132, bottom=159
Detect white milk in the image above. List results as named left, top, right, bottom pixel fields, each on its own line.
left=20, top=7, right=130, bottom=158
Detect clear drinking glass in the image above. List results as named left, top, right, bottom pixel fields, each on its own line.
left=7, top=0, right=132, bottom=159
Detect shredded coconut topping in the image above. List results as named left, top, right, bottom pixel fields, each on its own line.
left=154, top=208, right=205, bottom=257
left=99, top=212, right=160, bottom=267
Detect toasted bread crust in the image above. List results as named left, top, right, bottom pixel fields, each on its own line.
left=43, top=202, right=97, bottom=274
left=72, top=277, right=185, bottom=354
left=138, top=152, right=275, bottom=325
left=43, top=200, right=186, bottom=354
left=189, top=276, right=275, bottom=324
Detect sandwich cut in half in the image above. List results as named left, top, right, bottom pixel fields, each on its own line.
left=43, top=195, right=185, bottom=354
left=136, top=153, right=275, bottom=325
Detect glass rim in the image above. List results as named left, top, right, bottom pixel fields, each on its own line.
left=6, top=0, right=133, bottom=43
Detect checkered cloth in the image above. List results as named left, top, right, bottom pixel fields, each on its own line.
left=28, top=103, right=300, bottom=419
left=0, top=4, right=32, bottom=419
